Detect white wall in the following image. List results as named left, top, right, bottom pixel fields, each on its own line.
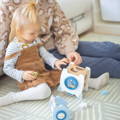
left=100, top=0, right=120, bottom=22
left=92, top=0, right=120, bottom=35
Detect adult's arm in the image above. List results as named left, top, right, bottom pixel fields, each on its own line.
left=51, top=0, right=79, bottom=55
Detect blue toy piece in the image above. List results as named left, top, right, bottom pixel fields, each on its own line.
left=100, top=90, right=109, bottom=95
left=49, top=96, right=72, bottom=120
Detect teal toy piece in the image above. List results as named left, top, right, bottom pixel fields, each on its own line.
left=49, top=96, right=72, bottom=120
left=100, top=90, right=109, bottom=95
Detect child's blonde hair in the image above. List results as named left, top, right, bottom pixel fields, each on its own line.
left=9, top=1, right=40, bottom=42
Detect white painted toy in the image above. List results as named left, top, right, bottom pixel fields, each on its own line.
left=49, top=95, right=72, bottom=120
left=58, top=62, right=90, bottom=98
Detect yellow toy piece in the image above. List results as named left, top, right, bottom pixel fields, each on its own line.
left=31, top=72, right=39, bottom=77
left=21, top=43, right=29, bottom=49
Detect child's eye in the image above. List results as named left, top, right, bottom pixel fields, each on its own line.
left=30, top=33, right=34, bottom=35
left=29, top=32, right=39, bottom=35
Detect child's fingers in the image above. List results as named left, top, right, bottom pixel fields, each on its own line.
left=56, top=61, right=66, bottom=70
left=56, top=64, right=62, bottom=70
left=27, top=71, right=35, bottom=74
left=30, top=75, right=36, bottom=80
left=62, top=58, right=69, bottom=63
left=25, top=71, right=37, bottom=80
left=62, top=60, right=69, bottom=64
left=28, top=71, right=38, bottom=78
left=23, top=71, right=35, bottom=81
left=26, top=74, right=35, bottom=81
left=56, top=61, right=67, bottom=70
left=60, top=61, right=67, bottom=66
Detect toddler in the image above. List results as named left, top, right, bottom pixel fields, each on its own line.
left=1, top=2, right=68, bottom=106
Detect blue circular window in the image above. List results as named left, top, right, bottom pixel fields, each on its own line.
left=64, top=76, right=78, bottom=90
left=56, top=110, right=66, bottom=120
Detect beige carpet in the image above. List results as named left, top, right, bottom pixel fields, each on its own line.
left=0, top=32, right=120, bottom=120
left=0, top=76, right=120, bottom=120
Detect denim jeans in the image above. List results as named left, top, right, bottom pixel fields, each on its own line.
left=46, top=41, right=120, bottom=78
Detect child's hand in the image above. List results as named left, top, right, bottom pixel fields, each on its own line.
left=54, top=58, right=69, bottom=70
left=22, top=71, right=38, bottom=81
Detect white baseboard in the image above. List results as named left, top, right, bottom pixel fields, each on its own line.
left=94, top=23, right=120, bottom=36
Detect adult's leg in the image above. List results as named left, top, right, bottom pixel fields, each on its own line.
left=80, top=56, right=120, bottom=78
left=48, top=48, right=120, bottom=78
left=0, top=83, right=51, bottom=106
left=77, top=41, right=120, bottom=61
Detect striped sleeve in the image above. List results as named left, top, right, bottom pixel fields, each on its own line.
left=36, top=37, right=58, bottom=68
left=39, top=46, right=58, bottom=69
left=3, top=42, right=24, bottom=83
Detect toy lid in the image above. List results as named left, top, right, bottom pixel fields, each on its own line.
left=67, top=63, right=87, bottom=76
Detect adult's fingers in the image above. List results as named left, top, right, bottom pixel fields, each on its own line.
left=74, top=54, right=81, bottom=64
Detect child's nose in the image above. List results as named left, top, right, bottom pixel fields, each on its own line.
left=35, top=33, right=39, bottom=37
left=34, top=34, right=38, bottom=38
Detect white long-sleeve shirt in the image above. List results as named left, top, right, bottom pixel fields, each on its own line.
left=3, top=37, right=58, bottom=83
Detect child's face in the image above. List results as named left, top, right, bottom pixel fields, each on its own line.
left=20, top=24, right=40, bottom=43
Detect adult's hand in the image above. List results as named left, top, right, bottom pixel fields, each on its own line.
left=67, top=52, right=82, bottom=65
